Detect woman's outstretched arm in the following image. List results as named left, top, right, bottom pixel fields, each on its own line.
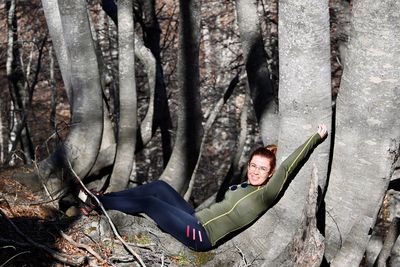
left=262, top=123, right=328, bottom=204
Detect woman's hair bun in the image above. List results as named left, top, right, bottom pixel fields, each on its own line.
left=265, top=144, right=277, bottom=155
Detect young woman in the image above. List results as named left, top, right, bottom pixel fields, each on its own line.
left=79, top=124, right=328, bottom=251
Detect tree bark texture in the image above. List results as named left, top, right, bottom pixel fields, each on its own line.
left=232, top=0, right=332, bottom=265
left=139, top=0, right=173, bottom=165
left=38, top=0, right=103, bottom=187
left=6, top=0, right=34, bottom=165
left=41, top=0, right=72, bottom=99
left=108, top=0, right=137, bottom=192
left=324, top=0, right=400, bottom=265
left=160, top=0, right=203, bottom=193
left=134, top=37, right=156, bottom=145
left=235, top=0, right=278, bottom=145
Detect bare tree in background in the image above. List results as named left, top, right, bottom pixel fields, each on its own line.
left=159, top=0, right=203, bottom=193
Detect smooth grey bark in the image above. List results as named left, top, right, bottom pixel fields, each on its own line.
left=100, top=0, right=171, bottom=156
left=85, top=38, right=156, bottom=180
left=138, top=0, right=173, bottom=164
left=324, top=1, right=400, bottom=265
left=232, top=0, right=332, bottom=265
left=6, top=0, right=18, bottom=164
left=390, top=232, right=400, bottom=267
left=134, top=37, right=156, bottom=145
left=107, top=0, right=137, bottom=192
left=216, top=77, right=249, bottom=202
left=160, top=0, right=203, bottom=193
left=72, top=7, right=165, bottom=180
left=274, top=165, right=325, bottom=267
left=49, top=46, right=57, bottom=135
left=235, top=0, right=278, bottom=145
left=41, top=0, right=72, bottom=98
left=37, top=0, right=103, bottom=187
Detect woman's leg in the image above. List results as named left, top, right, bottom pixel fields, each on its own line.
left=98, top=194, right=212, bottom=251
left=104, top=180, right=194, bottom=214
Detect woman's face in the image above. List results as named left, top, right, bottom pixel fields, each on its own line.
left=247, top=155, right=273, bottom=186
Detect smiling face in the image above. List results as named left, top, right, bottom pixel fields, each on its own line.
left=247, top=155, right=273, bottom=186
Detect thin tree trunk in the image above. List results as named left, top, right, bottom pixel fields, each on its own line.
left=160, top=0, right=203, bottom=193
left=134, top=37, right=156, bottom=145
left=49, top=46, right=57, bottom=136
left=216, top=75, right=249, bottom=201
left=6, top=0, right=33, bottom=164
left=139, top=0, right=173, bottom=164
left=184, top=72, right=240, bottom=200
left=107, top=0, right=137, bottom=192
left=0, top=97, right=5, bottom=164
left=41, top=0, right=72, bottom=99
left=235, top=0, right=278, bottom=145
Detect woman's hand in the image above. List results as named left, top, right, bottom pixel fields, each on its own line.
left=317, top=123, right=328, bottom=138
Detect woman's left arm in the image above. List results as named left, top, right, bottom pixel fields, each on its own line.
left=262, top=123, right=328, bottom=203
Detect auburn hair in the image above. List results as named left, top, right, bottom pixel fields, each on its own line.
left=248, top=144, right=277, bottom=171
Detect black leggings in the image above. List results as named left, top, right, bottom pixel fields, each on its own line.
left=98, top=180, right=212, bottom=251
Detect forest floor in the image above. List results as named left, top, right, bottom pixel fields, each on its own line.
left=0, top=167, right=93, bottom=267
left=0, top=167, right=217, bottom=267
left=0, top=165, right=393, bottom=267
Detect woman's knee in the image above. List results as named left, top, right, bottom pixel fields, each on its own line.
left=152, top=180, right=171, bottom=189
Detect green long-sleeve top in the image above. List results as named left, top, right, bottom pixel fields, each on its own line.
left=195, top=133, right=322, bottom=246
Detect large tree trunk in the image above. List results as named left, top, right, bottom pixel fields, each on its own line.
left=107, top=0, right=137, bottom=192
left=235, top=0, right=278, bottom=145
left=36, top=0, right=103, bottom=192
left=324, top=0, right=400, bottom=265
left=160, top=0, right=203, bottom=193
left=231, top=0, right=332, bottom=265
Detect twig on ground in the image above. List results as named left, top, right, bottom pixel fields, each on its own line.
left=235, top=244, right=249, bottom=266
left=161, top=252, right=164, bottom=267
left=67, top=160, right=147, bottom=267
left=0, top=250, right=30, bottom=267
left=234, top=243, right=261, bottom=267
left=0, top=208, right=87, bottom=266
left=60, top=230, right=105, bottom=263
left=114, top=239, right=155, bottom=250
